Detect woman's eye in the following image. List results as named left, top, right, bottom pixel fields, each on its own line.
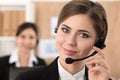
left=21, top=35, right=25, bottom=39
left=29, top=36, right=34, bottom=39
left=80, top=33, right=89, bottom=38
left=61, top=27, right=69, bottom=33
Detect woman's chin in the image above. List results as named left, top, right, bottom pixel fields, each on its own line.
left=21, top=49, right=30, bottom=53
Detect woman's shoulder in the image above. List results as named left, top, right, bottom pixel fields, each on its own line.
left=16, top=65, right=47, bottom=80
left=0, top=55, right=10, bottom=60
left=36, top=57, right=47, bottom=65
left=16, top=57, right=59, bottom=80
left=0, top=55, right=10, bottom=69
left=0, top=55, right=10, bottom=63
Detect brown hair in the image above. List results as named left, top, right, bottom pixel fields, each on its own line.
left=55, top=0, right=108, bottom=48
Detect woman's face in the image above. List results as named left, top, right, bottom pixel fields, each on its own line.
left=16, top=28, right=37, bottom=53
left=56, top=14, right=97, bottom=62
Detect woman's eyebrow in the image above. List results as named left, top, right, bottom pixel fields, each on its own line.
left=78, top=30, right=91, bottom=33
left=78, top=30, right=92, bottom=35
left=61, top=24, right=71, bottom=29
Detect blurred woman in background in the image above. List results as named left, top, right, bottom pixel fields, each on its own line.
left=0, top=22, right=46, bottom=80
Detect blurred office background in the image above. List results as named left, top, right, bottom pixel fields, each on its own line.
left=0, top=0, right=120, bottom=79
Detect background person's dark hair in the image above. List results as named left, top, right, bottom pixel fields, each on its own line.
left=55, top=0, right=108, bottom=49
left=16, top=22, right=39, bottom=45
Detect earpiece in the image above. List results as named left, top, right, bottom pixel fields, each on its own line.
left=94, top=39, right=106, bottom=49
left=93, top=2, right=108, bottom=50
left=94, top=14, right=108, bottom=50
left=54, top=27, right=58, bottom=33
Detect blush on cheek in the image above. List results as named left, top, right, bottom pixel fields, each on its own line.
left=81, top=43, right=94, bottom=57
left=86, top=45, right=94, bottom=55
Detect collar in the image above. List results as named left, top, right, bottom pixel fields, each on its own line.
left=9, top=48, right=38, bottom=67
left=58, top=59, right=85, bottom=80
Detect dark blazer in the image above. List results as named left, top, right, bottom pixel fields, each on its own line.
left=16, top=57, right=112, bottom=80
left=16, top=57, right=63, bottom=80
left=0, top=55, right=46, bottom=80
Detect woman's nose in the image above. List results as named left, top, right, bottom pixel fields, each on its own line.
left=24, top=38, right=31, bottom=44
left=66, top=34, right=77, bottom=46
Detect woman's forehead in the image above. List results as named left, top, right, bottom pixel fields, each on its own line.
left=60, top=14, right=95, bottom=32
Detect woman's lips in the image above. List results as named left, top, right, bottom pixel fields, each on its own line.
left=63, top=48, right=77, bottom=55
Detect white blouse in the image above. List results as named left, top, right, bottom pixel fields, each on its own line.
left=58, top=59, right=85, bottom=80
left=9, top=48, right=38, bottom=67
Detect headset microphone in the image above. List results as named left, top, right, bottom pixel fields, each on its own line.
left=65, top=51, right=97, bottom=64
left=65, top=45, right=106, bottom=64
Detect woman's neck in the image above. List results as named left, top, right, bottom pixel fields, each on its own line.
left=59, top=58, right=84, bottom=75
left=18, top=51, right=30, bottom=67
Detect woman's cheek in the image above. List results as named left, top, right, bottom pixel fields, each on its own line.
left=79, top=41, right=94, bottom=57
left=56, top=34, right=64, bottom=51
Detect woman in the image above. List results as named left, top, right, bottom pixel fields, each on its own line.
left=0, top=22, right=46, bottom=80
left=16, top=0, right=111, bottom=80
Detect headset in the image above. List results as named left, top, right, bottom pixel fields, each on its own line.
left=93, top=2, right=108, bottom=50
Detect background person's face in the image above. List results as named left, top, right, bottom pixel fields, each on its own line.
left=16, top=28, right=37, bottom=53
left=56, top=14, right=97, bottom=62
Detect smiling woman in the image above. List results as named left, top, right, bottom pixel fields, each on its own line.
left=56, top=14, right=97, bottom=66
left=56, top=14, right=97, bottom=64
left=16, top=0, right=111, bottom=80
left=0, top=22, right=46, bottom=80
